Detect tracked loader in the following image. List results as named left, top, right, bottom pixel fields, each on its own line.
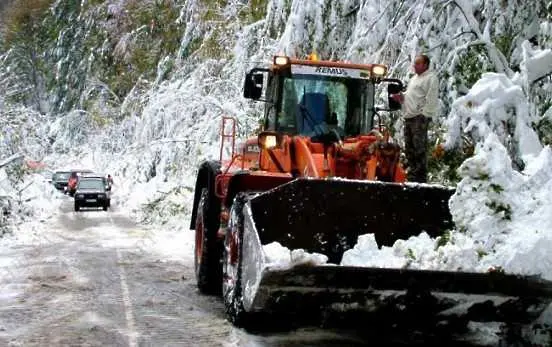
left=190, top=55, right=552, bottom=331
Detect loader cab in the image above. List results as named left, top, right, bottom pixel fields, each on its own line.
left=244, top=56, right=403, bottom=139
left=245, top=58, right=391, bottom=139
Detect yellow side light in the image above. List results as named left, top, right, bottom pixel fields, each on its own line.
left=307, top=52, right=319, bottom=61
left=274, top=56, right=290, bottom=66
left=372, top=65, right=387, bottom=77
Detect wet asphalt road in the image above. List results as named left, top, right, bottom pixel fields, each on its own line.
left=0, top=194, right=491, bottom=346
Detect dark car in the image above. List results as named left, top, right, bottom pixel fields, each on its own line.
left=51, top=171, right=71, bottom=191
left=74, top=177, right=111, bottom=211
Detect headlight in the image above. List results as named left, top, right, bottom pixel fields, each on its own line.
left=372, top=65, right=387, bottom=77
left=264, top=135, right=277, bottom=148
left=273, top=56, right=290, bottom=66
left=76, top=194, right=84, bottom=198
left=258, top=131, right=280, bottom=150
left=98, top=194, right=106, bottom=199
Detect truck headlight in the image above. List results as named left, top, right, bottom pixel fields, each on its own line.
left=76, top=194, right=84, bottom=198
left=273, top=56, right=290, bottom=66
left=258, top=131, right=281, bottom=150
left=264, top=135, right=277, bottom=148
left=372, top=65, right=387, bottom=77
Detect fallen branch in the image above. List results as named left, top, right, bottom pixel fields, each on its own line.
left=0, top=153, right=24, bottom=168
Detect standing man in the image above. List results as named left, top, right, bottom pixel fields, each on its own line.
left=391, top=54, right=439, bottom=183
left=107, top=174, right=114, bottom=189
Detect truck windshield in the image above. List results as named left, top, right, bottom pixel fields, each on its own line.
left=78, top=179, right=105, bottom=190
left=54, top=172, right=70, bottom=181
left=277, top=74, right=375, bottom=136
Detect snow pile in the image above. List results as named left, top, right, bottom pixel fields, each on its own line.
left=341, top=233, right=437, bottom=269
left=123, top=177, right=195, bottom=226
left=520, top=40, right=552, bottom=85
left=340, top=134, right=552, bottom=281
left=451, top=136, right=552, bottom=279
left=10, top=173, right=63, bottom=223
left=0, top=164, right=62, bottom=235
left=263, top=242, right=328, bottom=269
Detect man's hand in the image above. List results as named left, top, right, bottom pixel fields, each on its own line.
left=390, top=93, right=404, bottom=104
left=432, top=143, right=445, bottom=159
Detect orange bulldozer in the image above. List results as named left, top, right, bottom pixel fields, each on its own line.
left=190, top=55, right=552, bottom=332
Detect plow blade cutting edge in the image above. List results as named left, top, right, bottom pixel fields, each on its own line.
left=235, top=178, right=552, bottom=324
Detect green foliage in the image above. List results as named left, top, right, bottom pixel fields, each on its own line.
left=200, top=0, right=227, bottom=20
left=0, top=0, right=54, bottom=110
left=238, top=0, right=268, bottom=23
left=454, top=45, right=492, bottom=90
left=536, top=104, right=552, bottom=146
left=1, top=0, right=53, bottom=45
left=88, top=108, right=112, bottom=127
left=435, top=230, right=451, bottom=250
left=44, top=0, right=109, bottom=112
left=477, top=173, right=490, bottom=180
left=485, top=200, right=512, bottom=220
left=476, top=248, right=488, bottom=259
left=494, top=33, right=515, bottom=60
left=200, top=29, right=228, bottom=59
left=489, top=183, right=504, bottom=193
left=0, top=0, right=258, bottom=113
left=106, top=0, right=183, bottom=97
left=191, top=0, right=233, bottom=59
left=428, top=146, right=467, bottom=185
left=181, top=37, right=202, bottom=59
left=406, top=248, right=416, bottom=260
left=4, top=161, right=29, bottom=185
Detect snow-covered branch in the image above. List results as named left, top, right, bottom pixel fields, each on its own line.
left=0, top=154, right=24, bottom=169
left=449, top=0, right=512, bottom=76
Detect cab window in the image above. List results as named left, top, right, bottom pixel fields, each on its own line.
left=276, top=75, right=374, bottom=136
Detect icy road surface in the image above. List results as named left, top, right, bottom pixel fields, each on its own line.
left=0, top=195, right=495, bottom=346
left=0, top=198, right=235, bottom=346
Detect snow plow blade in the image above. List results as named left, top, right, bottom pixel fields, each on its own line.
left=236, top=178, right=552, bottom=325
left=250, top=178, right=456, bottom=260
left=243, top=265, right=552, bottom=324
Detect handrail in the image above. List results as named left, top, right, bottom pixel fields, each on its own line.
left=219, top=116, right=236, bottom=163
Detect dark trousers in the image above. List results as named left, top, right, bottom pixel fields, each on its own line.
left=404, top=115, right=430, bottom=183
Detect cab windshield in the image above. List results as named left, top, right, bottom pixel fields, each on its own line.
left=53, top=172, right=70, bottom=181
left=274, top=73, right=375, bottom=137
